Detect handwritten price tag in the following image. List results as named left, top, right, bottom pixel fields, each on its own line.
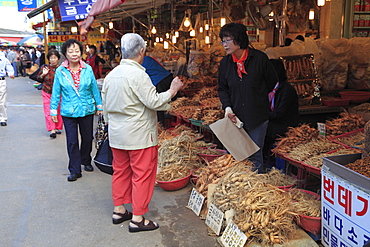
left=187, top=188, right=205, bottom=216
left=221, top=221, right=247, bottom=247
left=205, top=203, right=224, bottom=235
left=317, top=122, right=326, bottom=137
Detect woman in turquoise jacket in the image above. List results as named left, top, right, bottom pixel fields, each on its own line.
left=50, top=39, right=103, bottom=182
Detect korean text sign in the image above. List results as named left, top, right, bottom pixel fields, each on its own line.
left=322, top=168, right=370, bottom=247
left=58, top=0, right=97, bottom=22
left=17, top=0, right=37, bottom=12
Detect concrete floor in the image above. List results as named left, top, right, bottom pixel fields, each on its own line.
left=0, top=77, right=217, bottom=247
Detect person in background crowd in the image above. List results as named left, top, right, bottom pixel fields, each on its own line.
left=142, top=55, right=175, bottom=126
left=0, top=51, right=15, bottom=126
left=19, top=50, right=32, bottom=76
left=218, top=23, right=278, bottom=173
left=262, top=59, right=299, bottom=171
left=50, top=39, right=103, bottom=182
left=7, top=48, right=17, bottom=77
left=29, top=48, right=37, bottom=65
left=35, top=49, right=63, bottom=138
left=102, top=33, right=183, bottom=232
left=86, top=45, right=105, bottom=79
left=0, top=47, right=7, bottom=56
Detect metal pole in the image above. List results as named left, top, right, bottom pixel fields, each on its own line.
left=279, top=0, right=287, bottom=46
left=42, top=0, right=48, bottom=64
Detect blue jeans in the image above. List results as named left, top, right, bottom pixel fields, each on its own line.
left=247, top=120, right=268, bottom=173
left=11, top=62, right=18, bottom=77
left=62, top=114, right=94, bottom=175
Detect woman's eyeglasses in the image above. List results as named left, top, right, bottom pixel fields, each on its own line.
left=220, top=39, right=233, bottom=45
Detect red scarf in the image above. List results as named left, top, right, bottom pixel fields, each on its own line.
left=232, top=49, right=249, bottom=78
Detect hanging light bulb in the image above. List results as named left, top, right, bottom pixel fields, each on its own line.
left=309, top=9, right=315, bottom=20
left=268, top=12, right=274, bottom=22
left=164, top=41, right=169, bottom=49
left=317, top=0, right=325, bottom=6
left=205, top=23, right=209, bottom=31
left=220, top=17, right=226, bottom=27
left=71, top=26, right=78, bottom=33
left=205, top=35, right=210, bottom=44
left=155, top=37, right=160, bottom=43
left=172, top=35, right=177, bottom=44
left=175, top=31, right=179, bottom=37
left=109, top=21, right=113, bottom=29
left=199, top=26, right=204, bottom=33
left=189, top=29, right=196, bottom=37
left=100, top=26, right=104, bottom=34
left=151, top=26, right=157, bottom=34
left=165, top=33, right=170, bottom=39
left=160, top=37, right=163, bottom=42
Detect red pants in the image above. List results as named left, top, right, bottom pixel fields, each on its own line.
left=111, top=146, right=158, bottom=215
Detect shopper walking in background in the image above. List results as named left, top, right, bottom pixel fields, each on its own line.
left=218, top=23, right=278, bottom=173
left=0, top=51, right=15, bottom=126
left=50, top=39, right=103, bottom=182
left=35, top=49, right=63, bottom=138
left=7, top=48, right=17, bottom=77
left=102, top=33, right=183, bottom=232
left=86, top=45, right=105, bottom=79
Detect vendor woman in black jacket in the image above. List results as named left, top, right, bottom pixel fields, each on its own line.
left=218, top=23, right=278, bottom=173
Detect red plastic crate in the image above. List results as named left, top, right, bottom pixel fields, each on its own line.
left=328, top=128, right=364, bottom=148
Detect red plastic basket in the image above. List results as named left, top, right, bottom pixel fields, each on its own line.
left=156, top=173, right=191, bottom=191
left=329, top=128, right=364, bottom=148
left=295, top=189, right=321, bottom=235
left=321, top=98, right=350, bottom=107
left=197, top=149, right=227, bottom=162
left=340, top=91, right=370, bottom=103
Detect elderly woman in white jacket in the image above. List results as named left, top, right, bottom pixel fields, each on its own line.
left=102, top=33, right=183, bottom=233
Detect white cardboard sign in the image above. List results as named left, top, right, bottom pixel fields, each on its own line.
left=205, top=203, right=224, bottom=236
left=187, top=188, right=205, bottom=216
left=220, top=221, right=248, bottom=247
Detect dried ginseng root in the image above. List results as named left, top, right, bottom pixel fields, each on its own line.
left=235, top=185, right=297, bottom=246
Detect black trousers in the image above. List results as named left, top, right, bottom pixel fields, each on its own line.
left=62, top=114, right=94, bottom=175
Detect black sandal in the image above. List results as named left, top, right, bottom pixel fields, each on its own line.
left=128, top=217, right=159, bottom=233
left=112, top=210, right=132, bottom=224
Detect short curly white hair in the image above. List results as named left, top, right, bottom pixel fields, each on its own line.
left=120, top=33, right=146, bottom=59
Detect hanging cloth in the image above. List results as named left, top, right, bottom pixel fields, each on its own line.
left=232, top=48, right=249, bottom=78
left=268, top=82, right=279, bottom=111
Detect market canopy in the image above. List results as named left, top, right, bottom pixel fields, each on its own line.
left=78, top=0, right=167, bottom=34
left=0, top=38, right=17, bottom=46
left=17, top=34, right=44, bottom=46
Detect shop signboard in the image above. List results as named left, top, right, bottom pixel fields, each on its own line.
left=58, top=0, right=97, bottom=22
left=0, top=0, right=17, bottom=7
left=87, top=31, right=107, bottom=46
left=17, top=0, right=37, bottom=12
left=321, top=167, right=370, bottom=247
left=48, top=31, right=87, bottom=43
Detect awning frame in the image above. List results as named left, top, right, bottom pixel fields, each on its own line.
left=27, top=0, right=57, bottom=19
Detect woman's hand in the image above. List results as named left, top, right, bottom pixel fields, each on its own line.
left=96, top=110, right=103, bottom=116
left=51, top=116, right=58, bottom=123
left=168, top=77, right=184, bottom=98
left=42, top=66, right=50, bottom=76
